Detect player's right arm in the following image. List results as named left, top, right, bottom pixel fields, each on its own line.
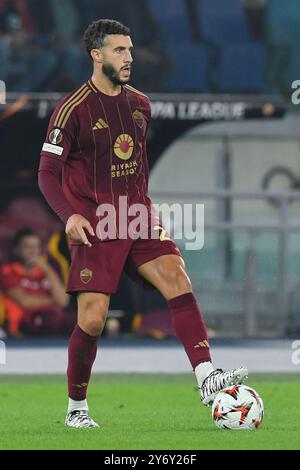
left=38, top=99, right=94, bottom=247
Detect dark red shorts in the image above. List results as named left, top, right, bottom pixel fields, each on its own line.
left=66, top=237, right=181, bottom=294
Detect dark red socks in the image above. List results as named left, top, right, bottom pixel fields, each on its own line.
left=67, top=294, right=210, bottom=400
left=168, top=292, right=211, bottom=369
left=67, top=325, right=99, bottom=400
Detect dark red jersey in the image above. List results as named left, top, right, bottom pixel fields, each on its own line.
left=39, top=80, right=152, bottom=232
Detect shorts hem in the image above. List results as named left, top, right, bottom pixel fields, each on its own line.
left=135, top=246, right=182, bottom=269
left=66, top=286, right=118, bottom=295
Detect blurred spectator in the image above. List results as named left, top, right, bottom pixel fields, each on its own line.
left=241, top=0, right=267, bottom=42
left=0, top=0, right=170, bottom=91
left=0, top=228, right=69, bottom=336
left=48, top=0, right=84, bottom=89
left=51, top=0, right=80, bottom=40
left=184, top=0, right=203, bottom=42
left=26, top=0, right=53, bottom=37
left=0, top=291, right=7, bottom=338
left=0, top=1, right=57, bottom=91
left=105, top=317, right=121, bottom=339
left=76, top=0, right=98, bottom=26
left=0, top=0, right=36, bottom=34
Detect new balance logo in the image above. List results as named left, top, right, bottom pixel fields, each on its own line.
left=194, top=340, right=209, bottom=349
left=93, top=118, right=108, bottom=130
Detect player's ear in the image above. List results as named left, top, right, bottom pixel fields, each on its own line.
left=91, top=48, right=103, bottom=63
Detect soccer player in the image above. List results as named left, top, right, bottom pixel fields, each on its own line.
left=38, top=19, right=248, bottom=428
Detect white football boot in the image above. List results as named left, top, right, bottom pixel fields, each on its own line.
left=200, top=367, right=248, bottom=406
left=65, top=410, right=100, bottom=428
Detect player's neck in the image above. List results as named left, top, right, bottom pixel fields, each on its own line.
left=91, top=73, right=122, bottom=97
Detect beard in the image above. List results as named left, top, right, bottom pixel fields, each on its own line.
left=102, top=63, right=130, bottom=85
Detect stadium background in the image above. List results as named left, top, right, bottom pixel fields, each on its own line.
left=0, top=0, right=300, bottom=450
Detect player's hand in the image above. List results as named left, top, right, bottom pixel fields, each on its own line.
left=65, top=214, right=95, bottom=247
left=31, top=255, right=51, bottom=273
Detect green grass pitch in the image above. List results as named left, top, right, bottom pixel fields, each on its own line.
left=0, top=373, right=299, bottom=450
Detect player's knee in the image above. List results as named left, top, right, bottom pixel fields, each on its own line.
left=84, top=317, right=105, bottom=336
left=162, top=265, right=192, bottom=297
left=81, top=298, right=108, bottom=336
left=172, top=269, right=192, bottom=295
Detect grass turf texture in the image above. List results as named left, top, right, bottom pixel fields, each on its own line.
left=0, top=373, right=299, bottom=450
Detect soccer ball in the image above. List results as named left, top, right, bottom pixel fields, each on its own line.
left=212, top=385, right=264, bottom=430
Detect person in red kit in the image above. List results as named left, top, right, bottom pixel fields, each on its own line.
left=38, top=19, right=248, bottom=429
left=0, top=228, right=69, bottom=336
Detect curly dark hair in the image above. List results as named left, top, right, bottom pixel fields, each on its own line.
left=83, top=19, right=130, bottom=59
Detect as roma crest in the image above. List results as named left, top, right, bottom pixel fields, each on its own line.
left=133, top=110, right=145, bottom=129
left=80, top=268, right=93, bottom=284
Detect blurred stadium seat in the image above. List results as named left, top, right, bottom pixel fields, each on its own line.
left=218, top=44, right=266, bottom=92
left=266, top=0, right=300, bottom=92
left=197, top=0, right=251, bottom=46
left=267, top=0, right=300, bottom=46
left=148, top=0, right=192, bottom=43
left=286, top=53, right=300, bottom=89
left=163, top=44, right=210, bottom=92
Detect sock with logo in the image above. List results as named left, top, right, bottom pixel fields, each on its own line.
left=167, top=293, right=212, bottom=370
left=67, top=325, right=99, bottom=401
